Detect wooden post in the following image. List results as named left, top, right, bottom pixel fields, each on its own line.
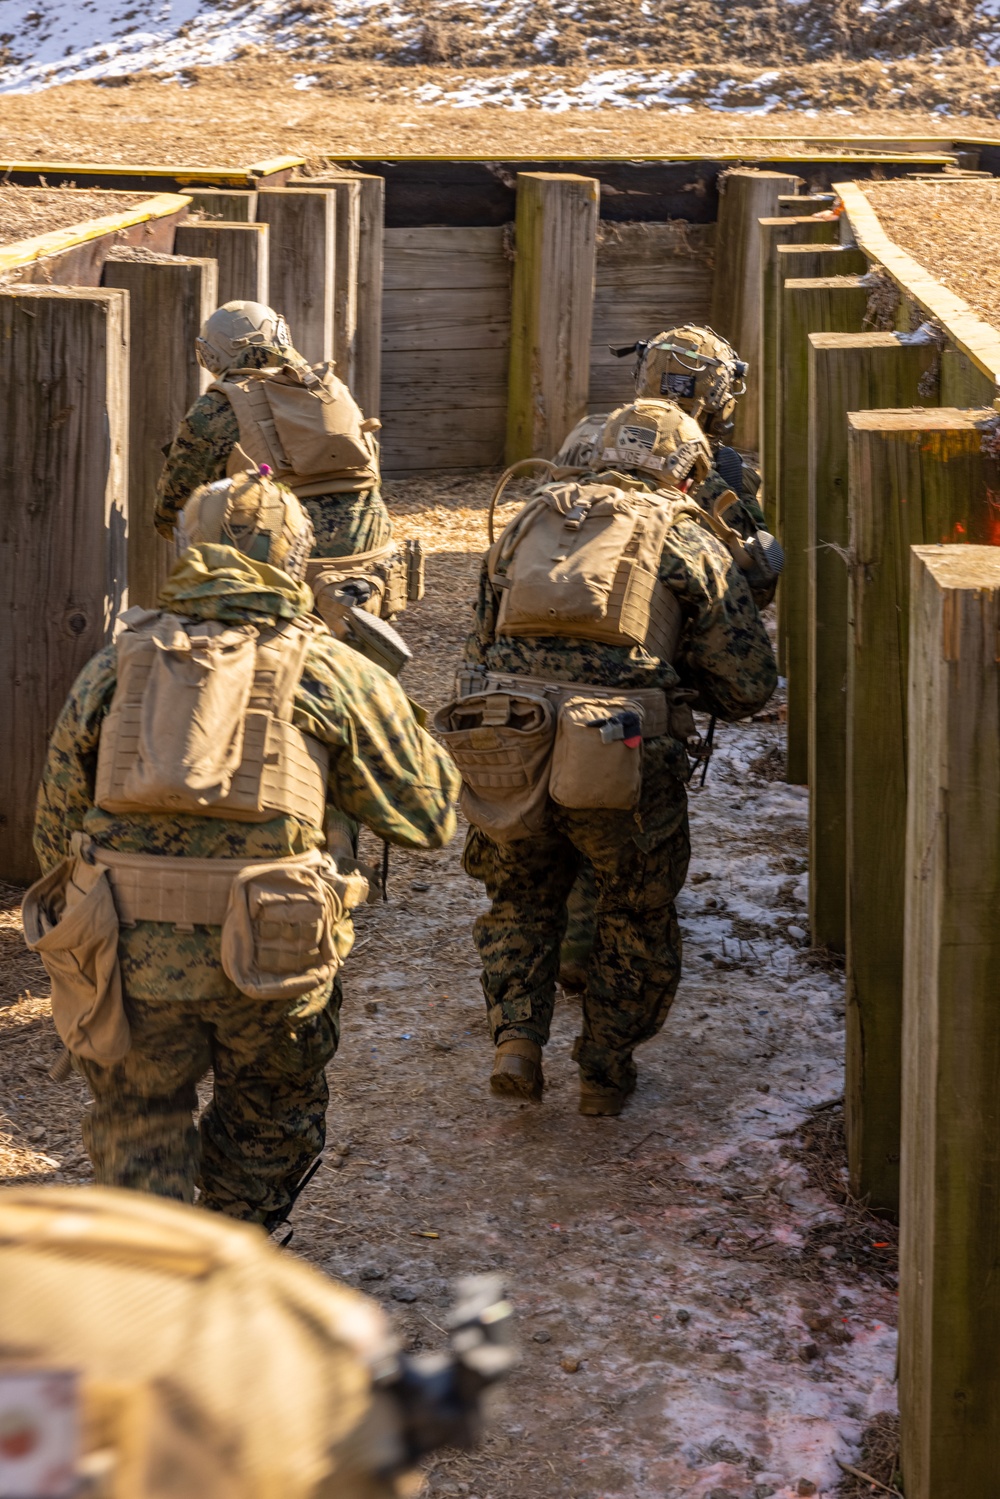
left=939, top=345, right=997, bottom=406
left=0, top=287, right=129, bottom=884
left=806, top=332, right=938, bottom=956
left=846, top=408, right=999, bottom=1213
left=331, top=178, right=360, bottom=392
left=709, top=171, right=801, bottom=449
left=255, top=188, right=336, bottom=366
left=184, top=189, right=257, bottom=222
left=758, top=216, right=840, bottom=526
left=776, top=241, right=867, bottom=284
left=506, top=172, right=599, bottom=462
left=287, top=173, right=384, bottom=417
left=900, top=544, right=1000, bottom=1499
left=780, top=275, right=869, bottom=785
left=173, top=221, right=269, bottom=306
left=103, top=252, right=218, bottom=609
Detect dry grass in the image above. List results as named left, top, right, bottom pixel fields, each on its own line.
left=783, top=1100, right=899, bottom=1290
left=0, top=70, right=980, bottom=170
left=0, top=185, right=151, bottom=245
left=864, top=177, right=1000, bottom=332
left=835, top=1411, right=903, bottom=1497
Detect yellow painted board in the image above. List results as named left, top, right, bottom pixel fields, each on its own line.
left=0, top=192, right=190, bottom=273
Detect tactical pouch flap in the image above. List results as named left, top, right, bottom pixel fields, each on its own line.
left=221, top=854, right=368, bottom=1001
left=22, top=856, right=130, bottom=1063
left=550, top=694, right=651, bottom=811
left=260, top=362, right=375, bottom=478
left=433, top=692, right=555, bottom=843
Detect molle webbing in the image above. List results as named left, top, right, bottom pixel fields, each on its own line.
left=481, top=672, right=669, bottom=739
left=95, top=616, right=329, bottom=826
left=489, top=484, right=683, bottom=662
left=84, top=845, right=324, bottom=928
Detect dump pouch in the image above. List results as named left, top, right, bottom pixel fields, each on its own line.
left=549, top=695, right=647, bottom=811
left=22, top=853, right=130, bottom=1064
left=433, top=692, right=556, bottom=843
left=220, top=854, right=368, bottom=1001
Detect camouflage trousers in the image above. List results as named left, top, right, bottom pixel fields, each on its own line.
left=463, top=796, right=690, bottom=1093
left=301, top=487, right=392, bottom=560
left=76, top=922, right=339, bottom=1225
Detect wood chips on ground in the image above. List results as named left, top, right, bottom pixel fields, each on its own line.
left=0, top=185, right=153, bottom=246
left=863, top=177, right=1000, bottom=332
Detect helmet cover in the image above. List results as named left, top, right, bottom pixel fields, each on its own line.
left=635, top=324, right=747, bottom=429
left=599, top=399, right=712, bottom=487
left=196, top=300, right=293, bottom=376
left=177, top=471, right=315, bottom=579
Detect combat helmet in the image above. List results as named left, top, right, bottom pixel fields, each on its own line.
left=632, top=324, right=748, bottom=433
left=177, top=471, right=315, bottom=579
left=599, top=399, right=712, bottom=489
left=195, top=300, right=293, bottom=376
left=0, top=1186, right=515, bottom=1499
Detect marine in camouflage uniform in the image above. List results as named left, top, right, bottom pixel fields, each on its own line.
left=462, top=444, right=776, bottom=1114
left=34, top=538, right=458, bottom=1224
left=154, top=306, right=391, bottom=561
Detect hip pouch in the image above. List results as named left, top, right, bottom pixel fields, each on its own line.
left=21, top=854, right=130, bottom=1063
left=433, top=692, right=555, bottom=843
left=221, top=856, right=368, bottom=1001
left=550, top=695, right=647, bottom=811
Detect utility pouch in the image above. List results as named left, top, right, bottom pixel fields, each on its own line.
left=21, top=851, right=130, bottom=1063
left=221, top=855, right=368, bottom=1001
left=405, top=537, right=426, bottom=603
left=433, top=692, right=555, bottom=843
left=549, top=695, right=645, bottom=811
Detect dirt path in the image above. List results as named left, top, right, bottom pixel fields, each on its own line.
left=0, top=473, right=898, bottom=1499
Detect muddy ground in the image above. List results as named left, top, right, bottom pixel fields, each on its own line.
left=0, top=473, right=900, bottom=1498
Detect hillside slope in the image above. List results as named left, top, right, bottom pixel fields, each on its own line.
left=0, top=0, right=998, bottom=111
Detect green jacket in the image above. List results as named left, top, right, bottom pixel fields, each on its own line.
left=154, top=345, right=391, bottom=560
left=34, top=545, right=459, bottom=876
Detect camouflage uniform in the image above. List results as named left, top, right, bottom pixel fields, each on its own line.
left=154, top=344, right=392, bottom=560
left=35, top=545, right=458, bottom=1222
left=462, top=484, right=776, bottom=1094
left=693, top=451, right=766, bottom=536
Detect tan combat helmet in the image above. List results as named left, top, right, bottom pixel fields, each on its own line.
left=177, top=471, right=315, bottom=580
left=599, top=399, right=713, bottom=489
left=0, top=1186, right=515, bottom=1499
left=195, top=300, right=293, bottom=376
left=632, top=324, right=748, bottom=433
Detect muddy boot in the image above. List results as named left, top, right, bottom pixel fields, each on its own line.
left=490, top=1038, right=543, bottom=1102
left=578, top=1076, right=637, bottom=1116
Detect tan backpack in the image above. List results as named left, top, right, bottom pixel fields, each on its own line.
left=211, top=362, right=380, bottom=496
left=487, top=480, right=683, bottom=663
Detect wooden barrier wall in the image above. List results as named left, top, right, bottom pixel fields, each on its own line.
left=379, top=226, right=512, bottom=473
left=587, top=222, right=713, bottom=411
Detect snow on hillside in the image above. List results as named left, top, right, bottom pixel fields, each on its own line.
left=1, top=0, right=999, bottom=97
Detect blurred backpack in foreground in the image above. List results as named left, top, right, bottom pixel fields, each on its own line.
left=0, top=1187, right=514, bottom=1499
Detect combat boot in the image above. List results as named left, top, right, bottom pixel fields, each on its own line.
left=490, top=1038, right=543, bottom=1103
left=578, top=1066, right=637, bottom=1117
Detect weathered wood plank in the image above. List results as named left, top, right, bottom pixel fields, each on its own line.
left=758, top=217, right=841, bottom=531
left=900, top=544, right=1000, bottom=1499
left=381, top=287, right=511, bottom=351
left=845, top=407, right=1000, bottom=1213
left=186, top=189, right=257, bottom=222
left=506, top=172, right=598, bottom=461
left=0, top=286, right=129, bottom=883
left=710, top=171, right=802, bottom=449
left=780, top=275, right=869, bottom=785
left=806, top=331, right=937, bottom=955
left=383, top=226, right=512, bottom=290
left=103, top=252, right=217, bottom=608
left=380, top=406, right=506, bottom=473
left=255, top=188, right=335, bottom=365
left=173, top=221, right=268, bottom=306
